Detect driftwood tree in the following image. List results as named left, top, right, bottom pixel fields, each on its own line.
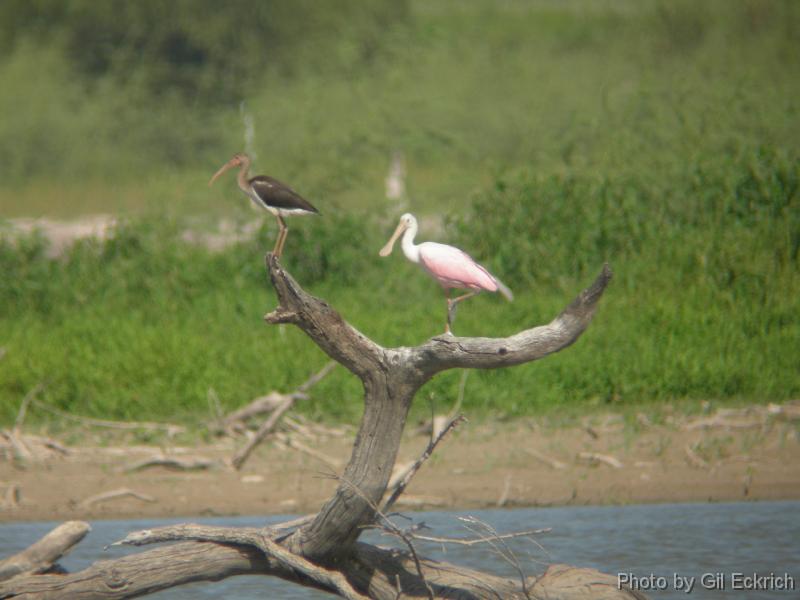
left=0, top=256, right=647, bottom=600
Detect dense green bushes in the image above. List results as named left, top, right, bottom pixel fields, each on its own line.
left=452, top=148, right=799, bottom=291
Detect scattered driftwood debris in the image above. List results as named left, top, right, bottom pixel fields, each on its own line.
left=577, top=451, right=624, bottom=469
left=215, top=361, right=342, bottom=470
left=683, top=402, right=800, bottom=431
left=0, top=484, right=21, bottom=510
left=0, top=521, right=90, bottom=582
left=525, top=448, right=567, bottom=470
left=123, top=455, right=216, bottom=473
left=684, top=444, right=710, bottom=470
left=496, top=474, right=513, bottom=507
left=79, top=488, right=156, bottom=508
left=29, top=400, right=185, bottom=437
left=0, top=385, right=72, bottom=466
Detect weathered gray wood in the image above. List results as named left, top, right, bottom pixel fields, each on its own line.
left=0, top=541, right=298, bottom=599
left=412, top=263, right=613, bottom=374
left=0, top=534, right=645, bottom=600
left=271, top=257, right=613, bottom=561
left=114, top=524, right=368, bottom=600
left=0, top=521, right=90, bottom=582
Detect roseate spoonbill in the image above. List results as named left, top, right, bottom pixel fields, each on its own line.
left=209, top=152, right=319, bottom=257
left=379, top=213, right=513, bottom=334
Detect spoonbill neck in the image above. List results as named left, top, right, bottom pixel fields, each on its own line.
left=401, top=222, right=420, bottom=263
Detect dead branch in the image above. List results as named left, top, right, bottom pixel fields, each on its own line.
left=496, top=474, right=512, bottom=507
left=525, top=448, right=567, bottom=470
left=79, top=488, right=156, bottom=508
left=684, top=444, right=709, bottom=469
left=684, top=415, right=763, bottom=431
left=0, top=431, right=71, bottom=465
left=23, top=435, right=70, bottom=457
left=228, top=362, right=336, bottom=469
left=577, top=452, right=623, bottom=469
left=29, top=400, right=184, bottom=436
left=281, top=414, right=315, bottom=438
left=0, top=430, right=32, bottom=465
left=410, top=263, right=613, bottom=374
left=0, top=521, right=90, bottom=582
left=297, top=360, right=338, bottom=393
left=0, top=530, right=549, bottom=599
left=383, top=415, right=465, bottom=513
left=1, top=484, right=21, bottom=511
left=123, top=455, right=215, bottom=473
left=113, top=524, right=369, bottom=600
left=459, top=516, right=531, bottom=596
left=216, top=391, right=297, bottom=434
left=274, top=432, right=343, bottom=470
left=230, top=395, right=294, bottom=469
left=14, top=384, right=44, bottom=434
left=682, top=402, right=800, bottom=431
left=393, top=495, right=447, bottom=508
left=216, top=362, right=335, bottom=434
left=410, top=528, right=551, bottom=547
left=768, top=401, right=800, bottom=421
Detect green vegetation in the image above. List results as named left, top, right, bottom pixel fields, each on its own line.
left=0, top=1, right=798, bottom=425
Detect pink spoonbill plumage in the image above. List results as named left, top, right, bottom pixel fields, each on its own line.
left=379, top=213, right=513, bottom=334
left=209, top=152, right=319, bottom=257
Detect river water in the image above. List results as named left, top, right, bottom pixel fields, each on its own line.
left=1, top=501, right=798, bottom=599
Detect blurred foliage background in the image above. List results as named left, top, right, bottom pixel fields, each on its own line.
left=0, top=0, right=798, bottom=425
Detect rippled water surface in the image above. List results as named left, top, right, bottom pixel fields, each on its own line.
left=2, top=501, right=798, bottom=598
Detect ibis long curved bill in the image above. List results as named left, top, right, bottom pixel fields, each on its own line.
left=379, top=213, right=512, bottom=334
left=208, top=158, right=239, bottom=187
left=208, top=152, right=319, bottom=257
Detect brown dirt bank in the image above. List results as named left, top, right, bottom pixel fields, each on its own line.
left=2, top=408, right=798, bottom=523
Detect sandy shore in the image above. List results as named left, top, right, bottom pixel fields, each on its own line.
left=2, top=406, right=798, bottom=523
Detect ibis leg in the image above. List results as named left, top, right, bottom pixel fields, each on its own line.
left=274, top=216, right=288, bottom=257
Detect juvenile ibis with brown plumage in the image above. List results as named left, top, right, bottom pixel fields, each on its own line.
left=209, top=152, right=319, bottom=257
left=379, top=213, right=513, bottom=334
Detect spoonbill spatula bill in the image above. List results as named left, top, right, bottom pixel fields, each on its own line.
left=379, top=213, right=513, bottom=334
left=209, top=152, right=319, bottom=257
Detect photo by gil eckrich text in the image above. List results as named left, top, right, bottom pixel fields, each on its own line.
left=618, top=571, right=796, bottom=594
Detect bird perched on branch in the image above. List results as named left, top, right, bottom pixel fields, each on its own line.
left=379, top=213, right=513, bottom=334
left=209, top=153, right=319, bottom=257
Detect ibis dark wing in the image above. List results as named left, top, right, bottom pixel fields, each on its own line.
left=249, top=176, right=320, bottom=214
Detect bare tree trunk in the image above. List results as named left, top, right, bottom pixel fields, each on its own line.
left=0, top=257, right=643, bottom=599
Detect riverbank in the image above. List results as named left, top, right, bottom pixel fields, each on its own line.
left=2, top=404, right=798, bottom=523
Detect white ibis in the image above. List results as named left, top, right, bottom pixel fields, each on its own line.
left=209, top=153, right=319, bottom=257
left=379, top=213, right=513, bottom=334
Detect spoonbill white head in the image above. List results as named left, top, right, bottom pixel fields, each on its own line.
left=379, top=213, right=416, bottom=257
